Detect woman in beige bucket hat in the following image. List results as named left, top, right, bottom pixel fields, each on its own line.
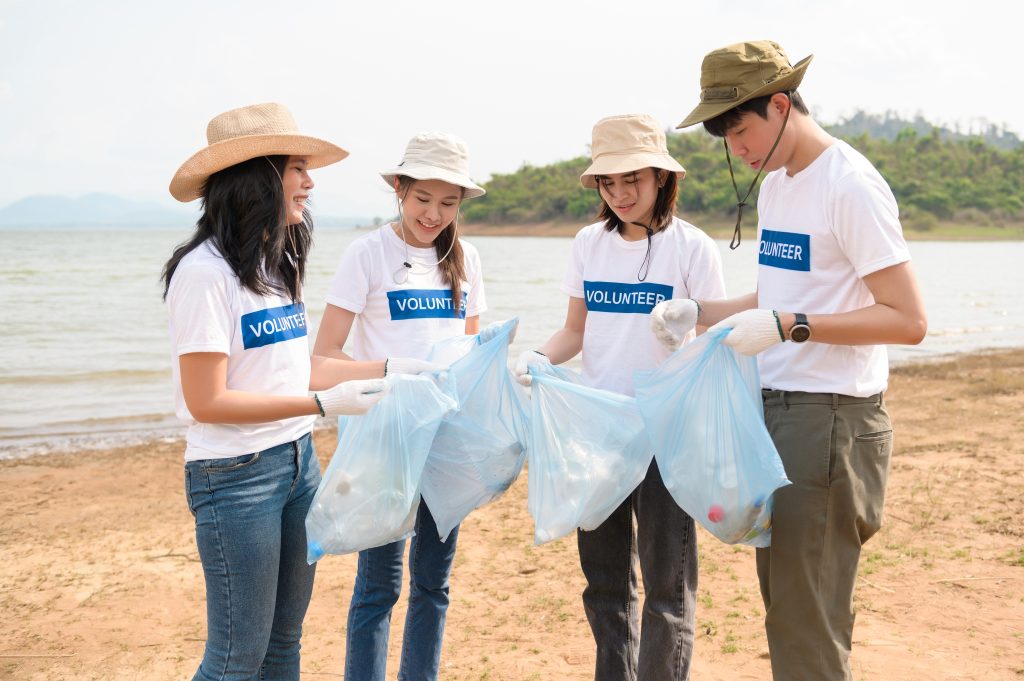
left=515, top=113, right=727, bottom=680
left=162, top=103, right=440, bottom=680
left=312, top=131, right=488, bottom=681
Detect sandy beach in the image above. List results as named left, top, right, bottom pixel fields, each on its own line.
left=2, top=349, right=1023, bottom=680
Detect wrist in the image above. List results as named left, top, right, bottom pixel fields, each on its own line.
left=777, top=312, right=796, bottom=340
left=312, top=394, right=325, bottom=417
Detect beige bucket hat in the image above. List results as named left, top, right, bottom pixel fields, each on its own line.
left=580, top=114, right=686, bottom=188
left=380, top=132, right=486, bottom=199
left=169, top=102, right=349, bottom=202
left=677, top=40, right=813, bottom=129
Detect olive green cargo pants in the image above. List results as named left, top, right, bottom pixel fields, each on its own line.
left=757, top=390, right=893, bottom=681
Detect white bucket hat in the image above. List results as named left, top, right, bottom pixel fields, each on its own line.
left=170, top=102, right=348, bottom=202
left=580, top=114, right=686, bottom=188
left=380, top=132, right=486, bottom=199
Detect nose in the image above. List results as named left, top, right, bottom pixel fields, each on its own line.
left=425, top=202, right=440, bottom=221
left=302, top=170, right=314, bottom=190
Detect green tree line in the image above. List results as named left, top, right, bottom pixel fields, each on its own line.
left=462, top=115, right=1024, bottom=231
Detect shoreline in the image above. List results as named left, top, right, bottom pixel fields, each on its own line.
left=2, top=347, right=1023, bottom=679
left=457, top=219, right=1024, bottom=241
left=4, top=344, right=1021, bottom=462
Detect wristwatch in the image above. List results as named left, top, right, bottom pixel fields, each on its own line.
left=789, top=313, right=812, bottom=343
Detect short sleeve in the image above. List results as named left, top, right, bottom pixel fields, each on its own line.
left=464, top=243, right=487, bottom=317
left=325, top=239, right=372, bottom=313
left=166, top=262, right=234, bottom=356
left=560, top=229, right=588, bottom=297
left=684, top=234, right=728, bottom=302
left=831, top=171, right=911, bottom=278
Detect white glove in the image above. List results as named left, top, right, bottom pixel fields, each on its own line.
left=650, top=299, right=700, bottom=351
left=384, top=357, right=446, bottom=375
left=709, top=309, right=785, bottom=356
left=513, top=350, right=552, bottom=386
left=315, top=378, right=388, bottom=417
left=479, top=320, right=517, bottom=344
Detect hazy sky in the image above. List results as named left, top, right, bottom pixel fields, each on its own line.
left=0, top=0, right=1017, bottom=217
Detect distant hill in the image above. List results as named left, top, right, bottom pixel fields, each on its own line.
left=826, top=111, right=1021, bottom=150
left=461, top=111, right=1024, bottom=231
left=0, top=193, right=195, bottom=228
left=0, top=193, right=372, bottom=229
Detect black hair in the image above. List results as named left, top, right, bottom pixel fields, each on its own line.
left=595, top=168, right=679, bottom=233
left=703, top=90, right=809, bottom=138
left=161, top=155, right=312, bottom=302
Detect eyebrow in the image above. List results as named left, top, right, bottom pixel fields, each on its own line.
left=413, top=188, right=461, bottom=200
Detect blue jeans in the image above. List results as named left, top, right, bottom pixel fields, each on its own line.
left=184, top=432, right=321, bottom=681
left=577, top=459, right=698, bottom=681
left=344, top=502, right=459, bottom=681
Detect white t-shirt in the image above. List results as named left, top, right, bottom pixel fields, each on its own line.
left=755, top=140, right=911, bottom=396
left=325, top=225, right=486, bottom=360
left=562, top=216, right=726, bottom=395
left=166, top=240, right=316, bottom=461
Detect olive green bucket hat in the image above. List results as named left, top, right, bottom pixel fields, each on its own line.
left=676, top=40, right=813, bottom=129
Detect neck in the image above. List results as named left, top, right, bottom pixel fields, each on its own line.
left=782, top=115, right=834, bottom=176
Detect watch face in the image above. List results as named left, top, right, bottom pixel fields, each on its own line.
left=791, top=324, right=811, bottom=343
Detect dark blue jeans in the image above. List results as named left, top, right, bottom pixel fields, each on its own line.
left=184, top=432, right=321, bottom=681
left=577, top=459, right=698, bottom=681
left=344, top=503, right=459, bottom=681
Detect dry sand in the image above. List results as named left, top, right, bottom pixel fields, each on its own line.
left=2, top=349, right=1023, bottom=680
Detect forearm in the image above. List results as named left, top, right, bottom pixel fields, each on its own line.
left=188, top=390, right=320, bottom=424
left=696, top=292, right=759, bottom=326
left=537, top=328, right=584, bottom=365
left=309, top=355, right=386, bottom=391
left=776, top=305, right=927, bottom=346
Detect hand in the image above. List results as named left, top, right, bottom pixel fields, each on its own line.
left=479, top=320, right=517, bottom=344
left=315, top=378, right=388, bottom=417
left=708, top=309, right=785, bottom=356
left=650, top=298, right=700, bottom=350
left=384, top=357, right=446, bottom=375
left=513, top=350, right=551, bottom=386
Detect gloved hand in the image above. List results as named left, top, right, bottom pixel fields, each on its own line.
left=384, top=357, right=446, bottom=375
left=513, top=350, right=552, bottom=386
left=478, top=320, right=517, bottom=344
left=650, top=298, right=700, bottom=350
left=315, top=378, right=388, bottom=417
left=709, top=309, right=785, bottom=356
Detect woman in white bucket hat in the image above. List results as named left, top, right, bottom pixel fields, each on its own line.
left=312, top=131, right=487, bottom=681
left=514, top=113, right=727, bottom=680
left=163, top=103, right=438, bottom=681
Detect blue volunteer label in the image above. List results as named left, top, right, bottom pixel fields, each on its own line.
left=583, top=281, right=673, bottom=314
left=387, top=289, right=467, bottom=320
left=759, top=229, right=811, bottom=271
left=241, top=302, right=308, bottom=349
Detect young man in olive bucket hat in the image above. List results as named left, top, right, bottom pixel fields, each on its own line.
left=649, top=40, right=928, bottom=680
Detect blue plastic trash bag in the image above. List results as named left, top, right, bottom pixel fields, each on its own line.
left=305, top=373, right=458, bottom=563
left=634, top=328, right=790, bottom=547
left=421, top=318, right=529, bottom=542
left=526, top=364, right=652, bottom=545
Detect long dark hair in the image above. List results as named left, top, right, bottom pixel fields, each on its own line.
left=397, top=176, right=468, bottom=318
left=161, top=155, right=312, bottom=302
left=596, top=168, right=679, bottom=233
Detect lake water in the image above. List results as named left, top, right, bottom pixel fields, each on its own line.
left=1, top=228, right=1022, bottom=458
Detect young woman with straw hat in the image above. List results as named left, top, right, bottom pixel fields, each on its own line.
left=312, top=131, right=487, bottom=681
left=163, top=102, right=437, bottom=681
left=514, top=113, right=726, bottom=680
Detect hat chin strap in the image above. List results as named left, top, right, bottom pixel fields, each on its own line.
left=723, top=96, right=792, bottom=250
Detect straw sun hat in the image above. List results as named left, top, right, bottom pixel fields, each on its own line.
left=380, top=132, right=486, bottom=199
left=169, top=102, right=348, bottom=202
left=676, top=40, right=813, bottom=129
left=580, top=114, right=686, bottom=189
